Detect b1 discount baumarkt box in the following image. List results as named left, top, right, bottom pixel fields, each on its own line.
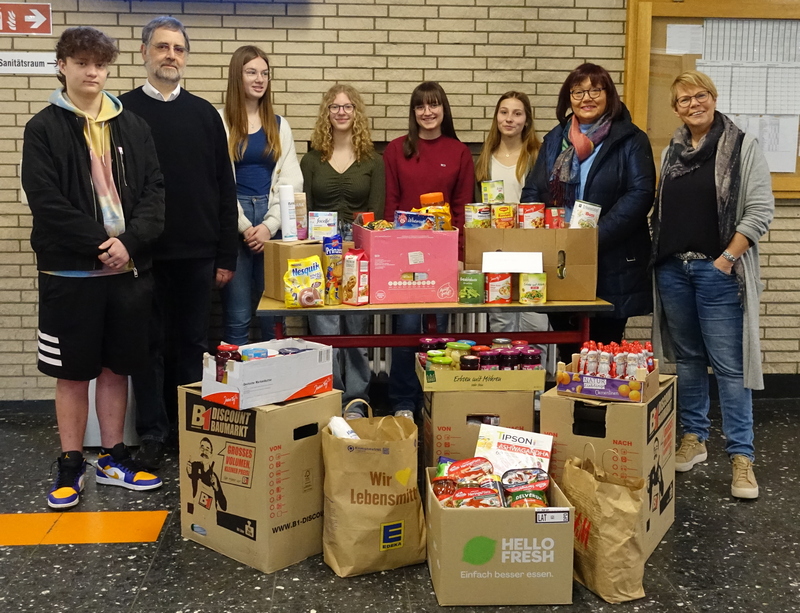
left=179, top=384, right=342, bottom=574
left=425, top=468, right=575, bottom=606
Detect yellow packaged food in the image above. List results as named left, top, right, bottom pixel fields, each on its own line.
left=283, top=255, right=324, bottom=308
left=412, top=202, right=453, bottom=230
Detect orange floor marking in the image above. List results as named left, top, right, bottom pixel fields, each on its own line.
left=0, top=510, right=169, bottom=546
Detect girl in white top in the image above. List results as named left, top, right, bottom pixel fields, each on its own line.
left=476, top=92, right=553, bottom=374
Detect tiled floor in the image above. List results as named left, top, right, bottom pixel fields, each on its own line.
left=1, top=398, right=799, bottom=612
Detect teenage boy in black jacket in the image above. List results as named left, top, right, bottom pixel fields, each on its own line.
left=22, top=26, right=165, bottom=509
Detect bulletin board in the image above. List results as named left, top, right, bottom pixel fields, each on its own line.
left=624, top=0, right=800, bottom=198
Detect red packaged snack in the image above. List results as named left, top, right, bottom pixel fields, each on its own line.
left=432, top=476, right=457, bottom=505
left=450, top=487, right=504, bottom=508
left=447, top=457, right=494, bottom=485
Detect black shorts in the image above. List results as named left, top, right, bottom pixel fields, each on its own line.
left=37, top=271, right=154, bottom=381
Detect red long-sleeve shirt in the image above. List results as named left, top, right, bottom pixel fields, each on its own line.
left=383, top=134, right=475, bottom=259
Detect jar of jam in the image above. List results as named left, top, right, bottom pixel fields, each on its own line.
left=525, top=348, right=545, bottom=370
left=471, top=344, right=492, bottom=356
left=499, top=349, right=519, bottom=370
left=437, top=337, right=456, bottom=350
left=491, top=337, right=512, bottom=349
left=479, top=350, right=500, bottom=370
left=419, top=337, right=439, bottom=353
left=511, top=340, right=529, bottom=349
left=215, top=344, right=241, bottom=382
left=429, top=356, right=453, bottom=371
left=519, top=351, right=539, bottom=370
left=460, top=355, right=480, bottom=371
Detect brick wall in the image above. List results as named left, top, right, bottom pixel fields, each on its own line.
left=1, top=0, right=795, bottom=399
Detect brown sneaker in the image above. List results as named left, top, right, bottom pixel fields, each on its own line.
left=675, top=433, right=707, bottom=472
left=731, top=455, right=759, bottom=499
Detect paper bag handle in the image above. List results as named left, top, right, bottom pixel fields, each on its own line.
left=343, top=399, right=374, bottom=420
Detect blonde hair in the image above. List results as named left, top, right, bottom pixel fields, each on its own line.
left=475, top=91, right=540, bottom=184
left=223, top=45, right=281, bottom=162
left=310, top=84, right=374, bottom=163
left=670, top=70, right=718, bottom=109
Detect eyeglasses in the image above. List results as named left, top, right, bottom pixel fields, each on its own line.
left=414, top=103, right=441, bottom=113
left=151, top=43, right=187, bottom=57
left=328, top=103, right=355, bottom=113
left=676, top=91, right=711, bottom=108
left=244, top=69, right=270, bottom=80
left=570, top=87, right=605, bottom=101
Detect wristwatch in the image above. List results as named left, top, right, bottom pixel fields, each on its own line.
left=721, top=250, right=738, bottom=263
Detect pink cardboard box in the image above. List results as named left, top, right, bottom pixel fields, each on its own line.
left=353, top=225, right=458, bottom=304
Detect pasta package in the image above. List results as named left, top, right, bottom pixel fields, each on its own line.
left=283, top=255, right=324, bottom=308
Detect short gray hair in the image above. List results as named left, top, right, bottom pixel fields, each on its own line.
left=141, top=16, right=190, bottom=52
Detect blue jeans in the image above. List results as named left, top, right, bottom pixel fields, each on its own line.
left=389, top=314, right=448, bottom=413
left=221, top=195, right=275, bottom=346
left=655, top=257, right=754, bottom=460
left=309, top=314, right=371, bottom=406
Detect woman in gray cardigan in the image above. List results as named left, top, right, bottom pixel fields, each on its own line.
left=651, top=70, right=774, bottom=500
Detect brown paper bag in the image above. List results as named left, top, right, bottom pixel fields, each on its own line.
left=321, top=402, right=426, bottom=577
left=561, top=454, right=646, bottom=603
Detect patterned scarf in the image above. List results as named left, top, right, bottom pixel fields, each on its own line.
left=548, top=113, right=613, bottom=209
left=652, top=111, right=744, bottom=259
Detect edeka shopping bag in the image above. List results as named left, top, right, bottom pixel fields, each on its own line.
left=561, top=455, right=646, bottom=603
left=321, top=405, right=426, bottom=577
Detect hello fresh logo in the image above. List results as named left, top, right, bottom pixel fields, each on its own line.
left=461, top=536, right=556, bottom=565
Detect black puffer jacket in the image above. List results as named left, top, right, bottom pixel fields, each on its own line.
left=22, top=104, right=164, bottom=272
left=521, top=105, right=655, bottom=318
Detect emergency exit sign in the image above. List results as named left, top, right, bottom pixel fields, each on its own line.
left=0, top=3, right=51, bottom=35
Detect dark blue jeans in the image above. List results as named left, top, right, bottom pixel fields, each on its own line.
left=655, top=257, right=754, bottom=460
left=389, top=313, right=447, bottom=414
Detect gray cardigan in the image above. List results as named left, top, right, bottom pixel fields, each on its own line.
left=652, top=132, right=775, bottom=390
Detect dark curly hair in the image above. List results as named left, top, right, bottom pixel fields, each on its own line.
left=55, top=26, right=119, bottom=86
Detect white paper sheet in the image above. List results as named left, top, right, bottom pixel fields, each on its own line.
left=730, top=114, right=799, bottom=173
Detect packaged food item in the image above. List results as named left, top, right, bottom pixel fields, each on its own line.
left=464, top=203, right=491, bottom=228
left=322, top=234, right=344, bottom=305
left=499, top=349, right=519, bottom=371
left=394, top=210, right=436, bottom=230
left=518, top=203, right=545, bottom=229
left=447, top=456, right=495, bottom=486
left=413, top=192, right=452, bottom=230
left=450, top=487, right=504, bottom=508
left=444, top=342, right=472, bottom=369
left=520, top=348, right=544, bottom=370
left=353, top=211, right=375, bottom=226
left=432, top=476, right=457, bottom=504
left=478, top=350, right=500, bottom=370
left=458, top=270, right=484, bottom=304
left=460, top=355, right=480, bottom=371
left=519, top=272, right=546, bottom=305
left=419, top=337, right=439, bottom=353
left=364, top=219, right=393, bottom=231
left=571, top=200, right=602, bottom=229
left=428, top=356, right=453, bottom=371
left=279, top=185, right=298, bottom=242
left=545, top=207, right=566, bottom=229
left=328, top=415, right=360, bottom=439
left=471, top=344, right=491, bottom=355
left=283, top=255, right=324, bottom=308
left=485, top=272, right=512, bottom=304
left=481, top=179, right=505, bottom=204
left=308, top=210, right=339, bottom=239
left=436, top=455, right=457, bottom=477
left=491, top=203, right=517, bottom=229
left=437, top=337, right=456, bottom=350
left=492, top=338, right=512, bottom=349
left=501, top=467, right=550, bottom=508
left=475, top=424, right=553, bottom=476
left=215, top=344, right=241, bottom=383
left=294, top=192, right=308, bottom=239
left=341, top=248, right=369, bottom=306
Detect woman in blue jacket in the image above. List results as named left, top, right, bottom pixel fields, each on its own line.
left=521, top=63, right=655, bottom=351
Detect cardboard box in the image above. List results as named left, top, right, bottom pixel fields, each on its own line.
left=425, top=468, right=574, bottom=606
left=415, top=356, right=545, bottom=392
left=464, top=228, right=598, bottom=301
left=540, top=375, right=677, bottom=558
left=556, top=357, right=661, bottom=404
left=201, top=338, right=333, bottom=410
left=179, top=385, right=343, bottom=574
left=353, top=224, right=458, bottom=304
left=262, top=239, right=353, bottom=302
left=423, top=390, right=535, bottom=467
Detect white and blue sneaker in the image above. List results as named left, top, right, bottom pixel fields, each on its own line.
left=96, top=443, right=162, bottom=491
left=48, top=452, right=87, bottom=509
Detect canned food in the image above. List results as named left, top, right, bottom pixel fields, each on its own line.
left=519, top=272, right=547, bottom=305
left=481, top=180, right=505, bottom=204
left=458, top=270, right=484, bottom=304
left=518, top=203, right=546, bottom=229
left=464, top=203, right=491, bottom=228
left=491, top=204, right=517, bottom=229
left=485, top=272, right=512, bottom=304
left=545, top=207, right=566, bottom=229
